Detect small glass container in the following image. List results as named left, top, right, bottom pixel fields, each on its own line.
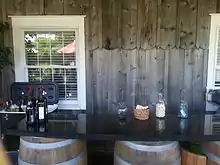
left=156, top=93, right=166, bottom=118
left=156, top=118, right=166, bottom=132
left=117, top=102, right=128, bottom=120
left=178, top=100, right=188, bottom=118
left=179, top=118, right=188, bottom=134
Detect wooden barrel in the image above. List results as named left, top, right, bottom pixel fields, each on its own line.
left=203, top=142, right=220, bottom=165
left=114, top=141, right=181, bottom=165
left=181, top=148, right=206, bottom=165
left=18, top=137, right=87, bottom=165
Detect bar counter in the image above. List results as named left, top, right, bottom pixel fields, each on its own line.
left=1, top=110, right=220, bottom=141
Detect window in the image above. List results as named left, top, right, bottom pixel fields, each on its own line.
left=11, top=16, right=86, bottom=110
left=207, top=14, right=220, bottom=90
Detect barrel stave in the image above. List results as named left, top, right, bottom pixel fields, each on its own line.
left=114, top=141, right=181, bottom=165
left=18, top=137, right=86, bottom=165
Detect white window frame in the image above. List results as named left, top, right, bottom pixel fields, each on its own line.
left=207, top=14, right=220, bottom=91
left=10, top=16, right=86, bottom=110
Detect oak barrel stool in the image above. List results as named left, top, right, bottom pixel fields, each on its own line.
left=18, top=137, right=87, bottom=165
left=181, top=148, right=206, bottom=165
left=203, top=142, right=220, bottom=165
left=114, top=141, right=181, bottom=165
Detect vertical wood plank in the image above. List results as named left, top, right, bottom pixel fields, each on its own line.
left=1, top=0, right=15, bottom=100
left=6, top=0, right=26, bottom=15
left=167, top=49, right=184, bottom=110
left=218, top=0, right=220, bottom=12
left=157, top=0, right=177, bottom=49
left=0, top=0, right=3, bottom=97
left=63, top=0, right=90, bottom=15
left=184, top=49, right=193, bottom=111
left=102, top=49, right=111, bottom=113
left=197, top=0, right=217, bottom=49
left=177, top=0, right=197, bottom=48
left=139, top=0, right=157, bottom=49
left=192, top=48, right=204, bottom=111
left=108, top=49, right=121, bottom=113
left=25, top=0, right=44, bottom=15
left=136, top=49, right=148, bottom=105
left=45, top=0, right=64, bottom=15
left=147, top=49, right=165, bottom=104
left=164, top=50, right=169, bottom=103
left=89, top=0, right=102, bottom=50
left=120, top=50, right=137, bottom=109
left=102, top=0, right=120, bottom=49
left=86, top=50, right=94, bottom=113
left=92, top=49, right=103, bottom=113
left=121, top=0, right=138, bottom=50
left=92, top=49, right=97, bottom=113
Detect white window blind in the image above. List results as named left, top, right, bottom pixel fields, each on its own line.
left=24, top=31, right=77, bottom=100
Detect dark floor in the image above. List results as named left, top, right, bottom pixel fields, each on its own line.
left=3, top=135, right=114, bottom=165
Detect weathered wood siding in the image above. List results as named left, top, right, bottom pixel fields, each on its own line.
left=0, top=0, right=219, bottom=113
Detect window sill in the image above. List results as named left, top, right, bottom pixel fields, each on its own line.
left=58, top=102, right=85, bottom=110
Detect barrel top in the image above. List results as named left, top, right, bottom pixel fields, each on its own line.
left=117, top=141, right=179, bottom=152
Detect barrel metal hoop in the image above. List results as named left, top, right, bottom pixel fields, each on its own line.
left=203, top=147, right=220, bottom=164
left=20, top=138, right=76, bottom=150
left=120, top=141, right=178, bottom=152
left=114, top=153, right=181, bottom=165
left=18, top=151, right=85, bottom=165
left=114, top=153, right=131, bottom=165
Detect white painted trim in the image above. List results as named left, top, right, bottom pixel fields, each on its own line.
left=207, top=14, right=220, bottom=90
left=11, top=16, right=86, bottom=110
left=10, top=15, right=86, bottom=29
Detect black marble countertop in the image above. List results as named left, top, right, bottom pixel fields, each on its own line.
left=2, top=110, right=220, bottom=141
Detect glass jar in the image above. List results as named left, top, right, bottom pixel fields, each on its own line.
left=117, top=102, right=127, bottom=120
left=156, top=118, right=166, bottom=132
left=178, top=100, right=188, bottom=118
left=156, top=93, right=166, bottom=118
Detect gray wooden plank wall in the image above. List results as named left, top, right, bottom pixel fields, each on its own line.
left=0, top=0, right=219, bottom=113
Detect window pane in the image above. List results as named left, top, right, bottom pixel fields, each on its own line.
left=24, top=31, right=76, bottom=67
left=25, top=32, right=38, bottom=66
left=53, top=68, right=77, bottom=100
left=51, top=32, right=63, bottom=65
left=41, top=68, right=52, bottom=82
left=54, top=68, right=65, bottom=84
left=25, top=30, right=77, bottom=101
left=66, top=84, right=77, bottom=100
left=37, top=32, right=50, bottom=66
left=58, top=84, right=65, bottom=100
left=66, top=68, right=77, bottom=83
left=63, top=32, right=76, bottom=66
left=28, top=68, right=40, bottom=82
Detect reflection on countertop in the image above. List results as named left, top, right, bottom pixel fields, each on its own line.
left=2, top=110, right=220, bottom=141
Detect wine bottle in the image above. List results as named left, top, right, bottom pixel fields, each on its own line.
left=37, top=86, right=48, bottom=125
left=26, top=85, right=36, bottom=125
left=18, top=100, right=23, bottom=112
left=26, top=101, right=35, bottom=125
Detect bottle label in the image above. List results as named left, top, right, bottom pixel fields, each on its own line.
left=30, top=115, right=34, bottom=122
left=39, top=107, right=44, bottom=120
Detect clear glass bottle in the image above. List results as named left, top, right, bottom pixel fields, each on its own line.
left=178, top=90, right=188, bottom=118
left=156, top=118, right=166, bottom=133
left=156, top=93, right=166, bottom=118
left=117, top=102, right=127, bottom=120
